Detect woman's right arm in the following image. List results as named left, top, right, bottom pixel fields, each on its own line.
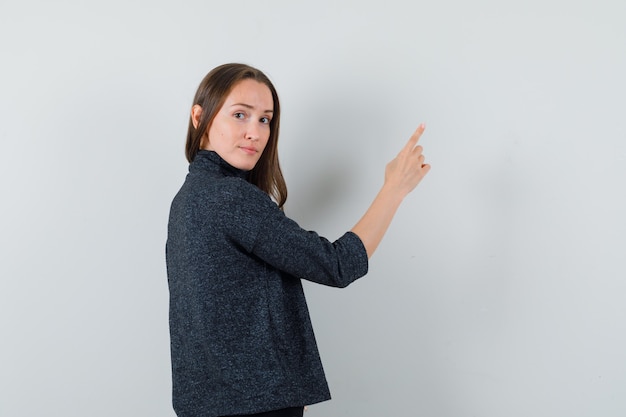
left=226, top=124, right=430, bottom=286
left=350, top=124, right=431, bottom=258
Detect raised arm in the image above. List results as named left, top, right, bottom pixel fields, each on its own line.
left=351, top=124, right=431, bottom=258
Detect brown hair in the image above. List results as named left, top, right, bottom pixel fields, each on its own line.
left=185, top=63, right=287, bottom=208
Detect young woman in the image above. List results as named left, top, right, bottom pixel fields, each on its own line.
left=166, top=63, right=430, bottom=417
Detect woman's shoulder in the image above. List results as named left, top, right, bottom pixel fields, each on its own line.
left=222, top=176, right=272, bottom=202
left=185, top=173, right=275, bottom=209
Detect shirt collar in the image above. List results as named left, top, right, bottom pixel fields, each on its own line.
left=191, top=150, right=249, bottom=179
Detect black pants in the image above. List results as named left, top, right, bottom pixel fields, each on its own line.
left=223, top=407, right=304, bottom=417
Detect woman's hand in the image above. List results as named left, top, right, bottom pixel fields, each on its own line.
left=351, top=124, right=431, bottom=258
left=384, top=124, right=431, bottom=197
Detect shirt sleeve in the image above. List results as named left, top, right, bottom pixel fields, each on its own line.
left=223, top=178, right=369, bottom=288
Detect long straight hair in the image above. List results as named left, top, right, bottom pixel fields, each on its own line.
left=185, top=63, right=287, bottom=208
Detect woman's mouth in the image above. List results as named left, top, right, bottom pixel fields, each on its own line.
left=239, top=146, right=257, bottom=155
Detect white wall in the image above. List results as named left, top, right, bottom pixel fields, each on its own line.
left=1, top=1, right=625, bottom=416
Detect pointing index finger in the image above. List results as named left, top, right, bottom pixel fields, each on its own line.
left=403, top=123, right=426, bottom=153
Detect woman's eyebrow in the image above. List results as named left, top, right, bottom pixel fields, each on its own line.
left=230, top=103, right=273, bottom=113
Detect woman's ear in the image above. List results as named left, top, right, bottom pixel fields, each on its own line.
left=191, top=105, right=202, bottom=129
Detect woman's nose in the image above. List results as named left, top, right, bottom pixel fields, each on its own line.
left=246, top=123, right=261, bottom=141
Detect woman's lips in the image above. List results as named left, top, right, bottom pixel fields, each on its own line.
left=239, top=146, right=257, bottom=155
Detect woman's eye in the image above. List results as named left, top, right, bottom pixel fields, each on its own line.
left=260, top=117, right=271, bottom=124
left=234, top=112, right=245, bottom=119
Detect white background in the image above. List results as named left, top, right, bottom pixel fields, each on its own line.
left=1, top=1, right=625, bottom=416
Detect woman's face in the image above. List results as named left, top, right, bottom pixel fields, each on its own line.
left=197, top=79, right=274, bottom=171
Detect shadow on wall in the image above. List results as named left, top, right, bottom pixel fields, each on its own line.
left=282, top=78, right=395, bottom=230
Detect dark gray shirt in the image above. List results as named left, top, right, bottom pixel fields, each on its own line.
left=166, top=151, right=368, bottom=416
